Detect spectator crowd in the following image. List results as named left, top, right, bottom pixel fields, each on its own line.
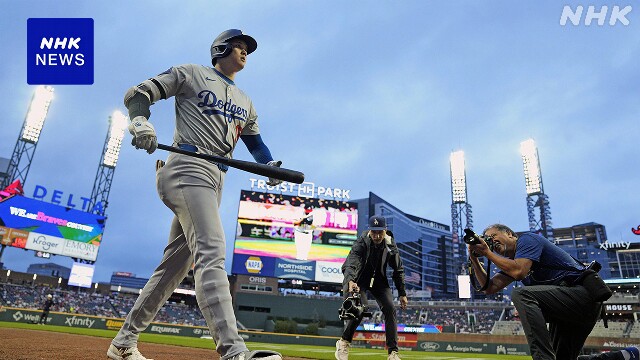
left=1, top=281, right=636, bottom=337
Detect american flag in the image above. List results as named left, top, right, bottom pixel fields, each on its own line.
left=405, top=272, right=421, bottom=284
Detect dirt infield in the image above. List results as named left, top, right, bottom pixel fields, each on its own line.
left=0, top=327, right=307, bottom=360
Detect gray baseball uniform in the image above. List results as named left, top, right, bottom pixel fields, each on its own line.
left=112, top=64, right=259, bottom=359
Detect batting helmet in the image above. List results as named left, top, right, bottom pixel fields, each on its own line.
left=210, top=29, right=257, bottom=65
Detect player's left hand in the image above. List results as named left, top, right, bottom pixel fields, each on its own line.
left=399, top=296, right=408, bottom=310
left=266, top=160, right=283, bottom=186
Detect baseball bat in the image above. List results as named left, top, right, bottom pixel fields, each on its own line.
left=157, top=144, right=305, bottom=184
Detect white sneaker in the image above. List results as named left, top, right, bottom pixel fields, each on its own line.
left=388, top=350, right=401, bottom=360
left=335, top=339, right=350, bottom=360
left=228, top=350, right=282, bottom=360
left=107, top=344, right=152, bottom=360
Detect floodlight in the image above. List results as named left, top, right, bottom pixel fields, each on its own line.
left=21, top=86, right=54, bottom=143
left=450, top=150, right=467, bottom=203
left=520, top=139, right=542, bottom=195
left=102, top=110, right=129, bottom=167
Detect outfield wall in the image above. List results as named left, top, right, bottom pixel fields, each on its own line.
left=1, top=306, right=635, bottom=355
left=0, top=307, right=211, bottom=338
left=234, top=292, right=343, bottom=329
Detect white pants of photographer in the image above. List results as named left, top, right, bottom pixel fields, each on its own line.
left=511, top=284, right=601, bottom=360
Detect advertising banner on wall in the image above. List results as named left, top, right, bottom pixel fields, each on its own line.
left=231, top=254, right=276, bottom=277
left=274, top=258, right=315, bottom=280
left=315, top=260, right=344, bottom=283
left=353, top=331, right=418, bottom=347
left=0, top=196, right=106, bottom=261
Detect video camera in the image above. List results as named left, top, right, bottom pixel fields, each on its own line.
left=338, top=292, right=372, bottom=320
left=463, top=228, right=496, bottom=253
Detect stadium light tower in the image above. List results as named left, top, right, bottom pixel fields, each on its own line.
left=520, top=139, right=553, bottom=241
left=88, top=110, right=128, bottom=216
left=1, top=86, right=55, bottom=189
left=450, top=150, right=473, bottom=266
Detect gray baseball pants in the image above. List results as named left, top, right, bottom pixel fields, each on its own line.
left=112, top=153, right=248, bottom=359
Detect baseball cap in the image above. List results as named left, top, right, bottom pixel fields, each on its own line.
left=368, top=216, right=386, bottom=230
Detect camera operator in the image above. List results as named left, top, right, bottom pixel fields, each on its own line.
left=336, top=215, right=408, bottom=360
left=468, top=224, right=606, bottom=360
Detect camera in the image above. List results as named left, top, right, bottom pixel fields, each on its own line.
left=586, top=260, right=602, bottom=273
left=463, top=228, right=496, bottom=252
left=338, top=292, right=372, bottom=320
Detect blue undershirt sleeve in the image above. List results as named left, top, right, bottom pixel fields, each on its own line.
left=241, top=134, right=274, bottom=164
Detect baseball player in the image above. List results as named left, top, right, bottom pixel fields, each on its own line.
left=37, top=294, right=54, bottom=325
left=107, top=29, right=283, bottom=360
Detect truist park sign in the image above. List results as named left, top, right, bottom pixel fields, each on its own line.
left=249, top=178, right=352, bottom=200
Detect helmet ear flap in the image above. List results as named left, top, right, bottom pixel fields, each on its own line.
left=211, top=43, right=232, bottom=66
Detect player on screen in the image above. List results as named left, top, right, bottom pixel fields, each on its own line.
left=293, top=213, right=315, bottom=260
left=107, top=29, right=283, bottom=360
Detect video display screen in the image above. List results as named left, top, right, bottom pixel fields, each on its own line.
left=0, top=196, right=106, bottom=261
left=231, top=191, right=358, bottom=283
left=68, top=262, right=95, bottom=288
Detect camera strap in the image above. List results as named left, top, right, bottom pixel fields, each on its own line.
left=468, top=257, right=492, bottom=292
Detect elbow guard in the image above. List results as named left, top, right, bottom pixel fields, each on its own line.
left=124, top=90, right=151, bottom=119
left=123, top=76, right=168, bottom=115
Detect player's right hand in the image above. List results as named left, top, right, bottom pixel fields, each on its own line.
left=348, top=281, right=360, bottom=293
left=266, top=160, right=283, bottom=186
left=128, top=116, right=157, bottom=154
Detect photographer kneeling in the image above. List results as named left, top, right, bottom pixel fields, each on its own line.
left=468, top=224, right=611, bottom=360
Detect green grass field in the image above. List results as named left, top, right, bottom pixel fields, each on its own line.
left=0, top=321, right=530, bottom=359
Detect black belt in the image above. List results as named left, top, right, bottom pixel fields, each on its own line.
left=177, top=143, right=229, bottom=172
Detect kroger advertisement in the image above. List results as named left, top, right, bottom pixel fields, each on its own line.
left=232, top=190, right=358, bottom=283
left=0, top=195, right=106, bottom=261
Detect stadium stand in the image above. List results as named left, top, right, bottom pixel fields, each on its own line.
left=588, top=320, right=630, bottom=338
left=628, top=322, right=640, bottom=338
left=2, top=281, right=639, bottom=340
left=491, top=321, right=524, bottom=335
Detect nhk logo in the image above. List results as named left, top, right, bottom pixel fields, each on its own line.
left=245, top=256, right=263, bottom=274
left=27, top=18, right=94, bottom=84
left=560, top=5, right=632, bottom=26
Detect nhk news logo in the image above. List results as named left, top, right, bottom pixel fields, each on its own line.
left=27, top=18, right=94, bottom=85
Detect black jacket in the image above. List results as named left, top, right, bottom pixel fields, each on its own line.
left=43, top=299, right=54, bottom=312
left=341, top=231, right=406, bottom=297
